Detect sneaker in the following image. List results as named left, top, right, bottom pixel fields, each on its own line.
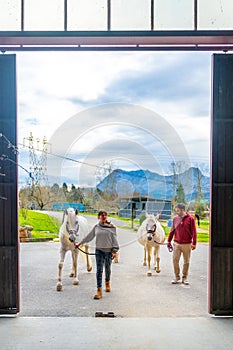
left=171, top=278, right=181, bottom=284
left=182, top=278, right=189, bottom=285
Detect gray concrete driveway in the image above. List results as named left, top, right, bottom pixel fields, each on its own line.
left=20, top=213, right=208, bottom=318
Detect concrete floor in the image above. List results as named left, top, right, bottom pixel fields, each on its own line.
left=0, top=316, right=232, bottom=350
left=2, top=215, right=232, bottom=349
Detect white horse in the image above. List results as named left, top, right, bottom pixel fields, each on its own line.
left=56, top=208, right=92, bottom=291
left=137, top=213, right=165, bottom=276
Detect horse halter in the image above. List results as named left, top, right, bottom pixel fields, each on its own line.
left=67, top=220, right=80, bottom=243
left=146, top=222, right=157, bottom=241
left=146, top=222, right=157, bottom=233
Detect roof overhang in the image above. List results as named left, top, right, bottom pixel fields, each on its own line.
left=1, top=30, right=233, bottom=51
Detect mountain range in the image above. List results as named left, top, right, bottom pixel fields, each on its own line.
left=97, top=167, right=210, bottom=202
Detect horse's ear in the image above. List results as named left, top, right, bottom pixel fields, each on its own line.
left=146, top=212, right=149, bottom=218
left=65, top=209, right=68, bottom=215
left=75, top=209, right=78, bottom=215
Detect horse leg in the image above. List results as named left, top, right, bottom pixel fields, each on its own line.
left=84, top=245, right=93, bottom=272
left=153, top=246, right=157, bottom=270
left=72, top=249, right=79, bottom=285
left=69, top=247, right=78, bottom=277
left=69, top=262, right=75, bottom=277
left=56, top=249, right=66, bottom=291
left=154, top=246, right=161, bottom=273
left=143, top=246, right=147, bottom=266
left=147, top=246, right=152, bottom=276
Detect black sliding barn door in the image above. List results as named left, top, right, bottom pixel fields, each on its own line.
left=210, top=54, right=233, bottom=315
left=0, top=55, right=19, bottom=314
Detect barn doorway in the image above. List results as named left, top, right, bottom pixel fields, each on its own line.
left=0, top=2, right=233, bottom=314
left=0, top=50, right=219, bottom=317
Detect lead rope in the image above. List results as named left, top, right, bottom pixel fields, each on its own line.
left=153, top=238, right=173, bottom=252
left=76, top=246, right=97, bottom=255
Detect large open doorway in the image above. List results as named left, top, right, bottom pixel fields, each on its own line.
left=0, top=1, right=233, bottom=317
left=1, top=50, right=211, bottom=317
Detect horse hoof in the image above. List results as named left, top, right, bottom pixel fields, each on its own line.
left=56, top=283, right=62, bottom=291
left=69, top=272, right=75, bottom=278
left=147, top=271, right=152, bottom=277
left=143, top=262, right=147, bottom=266
left=156, top=269, right=161, bottom=273
left=73, top=279, right=79, bottom=285
left=87, top=266, right=92, bottom=272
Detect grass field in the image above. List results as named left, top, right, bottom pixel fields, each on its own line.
left=162, top=220, right=209, bottom=243
left=19, top=209, right=61, bottom=240
left=118, top=219, right=209, bottom=243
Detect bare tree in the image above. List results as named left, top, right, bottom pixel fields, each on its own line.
left=193, top=163, right=209, bottom=201
left=96, top=160, right=117, bottom=199
left=169, top=161, right=189, bottom=206
left=29, top=184, right=56, bottom=210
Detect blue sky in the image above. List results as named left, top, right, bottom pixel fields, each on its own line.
left=17, top=51, right=212, bottom=186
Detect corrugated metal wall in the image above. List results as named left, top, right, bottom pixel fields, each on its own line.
left=0, top=55, right=19, bottom=314
left=210, top=54, right=233, bottom=315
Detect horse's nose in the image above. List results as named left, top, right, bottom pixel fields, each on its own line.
left=69, top=235, right=75, bottom=242
left=147, top=236, right=152, bottom=241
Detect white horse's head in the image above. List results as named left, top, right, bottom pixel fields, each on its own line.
left=63, top=208, right=80, bottom=243
left=145, top=213, right=160, bottom=242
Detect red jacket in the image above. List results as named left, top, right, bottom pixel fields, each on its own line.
left=168, top=213, right=197, bottom=245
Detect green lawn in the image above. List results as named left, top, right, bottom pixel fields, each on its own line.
left=161, top=222, right=209, bottom=243
left=19, top=209, right=61, bottom=239
left=109, top=215, right=210, bottom=243
left=197, top=232, right=210, bottom=243
left=199, top=220, right=210, bottom=231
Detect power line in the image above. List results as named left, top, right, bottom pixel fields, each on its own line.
left=19, top=142, right=111, bottom=170
left=0, top=132, right=18, bottom=154
left=19, top=142, right=209, bottom=170
left=0, top=154, right=34, bottom=180
left=0, top=132, right=33, bottom=180
left=18, top=142, right=210, bottom=183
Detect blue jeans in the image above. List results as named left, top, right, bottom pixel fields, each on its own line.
left=95, top=249, right=112, bottom=288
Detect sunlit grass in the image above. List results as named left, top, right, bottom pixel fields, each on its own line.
left=19, top=209, right=60, bottom=239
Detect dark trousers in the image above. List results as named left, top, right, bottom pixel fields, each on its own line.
left=95, top=249, right=112, bottom=288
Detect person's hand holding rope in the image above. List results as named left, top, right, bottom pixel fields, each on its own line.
left=167, top=242, right=173, bottom=252
left=112, top=252, right=118, bottom=259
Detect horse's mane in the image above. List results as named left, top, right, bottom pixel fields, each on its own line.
left=62, top=208, right=77, bottom=227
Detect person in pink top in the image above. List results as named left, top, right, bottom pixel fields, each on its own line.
left=167, top=203, right=197, bottom=285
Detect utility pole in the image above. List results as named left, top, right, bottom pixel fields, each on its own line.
left=23, top=132, right=51, bottom=186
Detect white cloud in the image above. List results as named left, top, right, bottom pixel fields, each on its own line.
left=17, top=52, right=150, bottom=139
left=16, top=51, right=211, bottom=185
